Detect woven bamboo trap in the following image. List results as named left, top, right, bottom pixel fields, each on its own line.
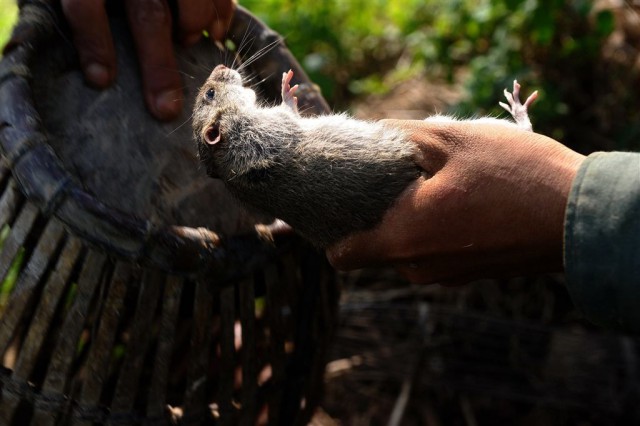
left=0, top=1, right=338, bottom=424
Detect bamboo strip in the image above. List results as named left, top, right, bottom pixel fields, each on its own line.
left=32, top=250, right=107, bottom=425
left=146, top=275, right=184, bottom=422
left=182, top=278, right=216, bottom=423
left=71, top=262, right=132, bottom=426
left=109, top=269, right=164, bottom=416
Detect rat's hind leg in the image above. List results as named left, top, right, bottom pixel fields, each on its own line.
left=499, top=80, right=538, bottom=132
left=281, top=70, right=299, bottom=115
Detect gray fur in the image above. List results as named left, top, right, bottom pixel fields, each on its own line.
left=193, top=66, right=420, bottom=248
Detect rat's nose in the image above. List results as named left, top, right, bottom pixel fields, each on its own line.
left=210, top=64, right=231, bottom=79
left=209, top=64, right=241, bottom=84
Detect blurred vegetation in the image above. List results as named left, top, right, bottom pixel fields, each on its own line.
left=0, top=0, right=17, bottom=50
left=243, top=0, right=640, bottom=153
left=2, top=0, right=639, bottom=153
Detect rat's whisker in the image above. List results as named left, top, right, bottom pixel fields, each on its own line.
left=252, top=72, right=276, bottom=88
left=237, top=37, right=281, bottom=72
left=166, top=112, right=195, bottom=137
left=233, top=26, right=256, bottom=70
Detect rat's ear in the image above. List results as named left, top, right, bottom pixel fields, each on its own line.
left=204, top=124, right=221, bottom=145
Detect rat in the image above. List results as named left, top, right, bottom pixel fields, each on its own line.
left=192, top=65, right=537, bottom=248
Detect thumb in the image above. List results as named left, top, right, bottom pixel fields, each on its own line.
left=325, top=227, right=386, bottom=270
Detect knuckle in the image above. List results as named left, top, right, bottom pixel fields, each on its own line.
left=62, top=0, right=87, bottom=12
left=75, top=37, right=108, bottom=59
left=129, top=0, right=170, bottom=26
left=61, top=0, right=103, bottom=23
left=325, top=239, right=361, bottom=271
left=325, top=249, right=348, bottom=271
left=178, top=0, right=214, bottom=32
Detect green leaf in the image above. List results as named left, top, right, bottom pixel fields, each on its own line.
left=595, top=10, right=615, bottom=38
left=0, top=0, right=18, bottom=53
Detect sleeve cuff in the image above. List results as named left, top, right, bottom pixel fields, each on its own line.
left=564, top=151, right=640, bottom=332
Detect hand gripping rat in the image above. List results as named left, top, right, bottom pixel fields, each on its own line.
left=193, top=65, right=538, bottom=248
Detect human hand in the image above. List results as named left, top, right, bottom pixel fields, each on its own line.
left=61, top=0, right=235, bottom=121
left=326, top=119, right=586, bottom=285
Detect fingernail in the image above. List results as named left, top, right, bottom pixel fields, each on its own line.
left=154, top=89, right=182, bottom=120
left=85, top=63, right=110, bottom=87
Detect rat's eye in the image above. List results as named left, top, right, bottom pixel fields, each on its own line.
left=205, top=88, right=215, bottom=101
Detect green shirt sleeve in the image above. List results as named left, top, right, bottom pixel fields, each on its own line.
left=564, top=151, right=640, bottom=332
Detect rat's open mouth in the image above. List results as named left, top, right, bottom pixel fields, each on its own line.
left=204, top=123, right=221, bottom=145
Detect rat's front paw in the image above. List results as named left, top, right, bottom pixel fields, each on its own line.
left=499, top=80, right=538, bottom=132
left=281, top=70, right=299, bottom=114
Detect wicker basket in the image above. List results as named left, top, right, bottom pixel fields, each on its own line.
left=0, top=1, right=338, bottom=424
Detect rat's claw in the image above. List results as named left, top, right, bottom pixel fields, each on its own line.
left=498, top=101, right=511, bottom=113
left=503, top=88, right=515, bottom=106
left=500, top=80, right=537, bottom=132
left=255, top=219, right=294, bottom=243
left=512, top=80, right=521, bottom=99
left=282, top=69, right=294, bottom=90
left=524, top=90, right=538, bottom=108
left=281, top=69, right=299, bottom=114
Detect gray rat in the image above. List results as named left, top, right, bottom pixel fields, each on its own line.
left=193, top=65, right=537, bottom=248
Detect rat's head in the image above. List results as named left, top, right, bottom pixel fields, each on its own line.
left=193, top=65, right=257, bottom=178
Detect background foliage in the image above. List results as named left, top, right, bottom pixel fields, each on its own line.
left=3, top=1, right=638, bottom=152
left=0, top=0, right=17, bottom=49
left=242, top=0, right=640, bottom=154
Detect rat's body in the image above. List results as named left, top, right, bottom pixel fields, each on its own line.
left=193, top=65, right=537, bottom=248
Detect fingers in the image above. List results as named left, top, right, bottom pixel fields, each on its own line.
left=209, top=0, right=235, bottom=41
left=327, top=118, right=580, bottom=285
left=176, top=0, right=235, bottom=45
left=126, top=0, right=183, bottom=120
left=61, top=0, right=116, bottom=88
left=64, top=0, right=235, bottom=121
left=63, top=0, right=182, bottom=120
left=124, top=0, right=235, bottom=119
left=177, top=0, right=214, bottom=45
left=326, top=229, right=385, bottom=271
